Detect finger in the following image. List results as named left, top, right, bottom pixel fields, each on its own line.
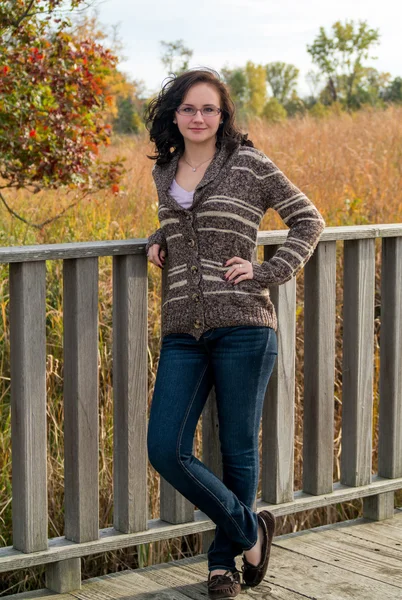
left=148, top=245, right=164, bottom=269
left=226, top=266, right=245, bottom=282
left=155, top=251, right=164, bottom=268
left=224, top=256, right=240, bottom=266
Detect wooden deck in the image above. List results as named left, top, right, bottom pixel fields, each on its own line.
left=14, top=510, right=402, bottom=599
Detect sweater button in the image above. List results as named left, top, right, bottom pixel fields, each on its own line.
left=190, top=265, right=198, bottom=273
left=192, top=293, right=200, bottom=302
left=188, top=239, right=195, bottom=247
left=185, top=214, right=192, bottom=220
left=194, top=319, right=202, bottom=329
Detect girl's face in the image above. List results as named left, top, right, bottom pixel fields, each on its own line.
left=174, top=82, right=222, bottom=146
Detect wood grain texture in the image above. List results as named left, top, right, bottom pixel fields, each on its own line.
left=341, top=238, right=375, bottom=486
left=262, top=244, right=295, bottom=505
left=303, top=241, right=336, bottom=495
left=63, top=258, right=99, bottom=543
left=16, top=513, right=402, bottom=599
left=363, top=491, right=395, bottom=521
left=113, top=255, right=148, bottom=533
left=45, top=558, right=81, bottom=593
left=1, top=476, right=402, bottom=573
left=276, top=517, right=402, bottom=587
left=378, top=236, right=402, bottom=478
left=10, top=261, right=47, bottom=553
left=2, top=224, right=402, bottom=264
left=261, top=544, right=402, bottom=600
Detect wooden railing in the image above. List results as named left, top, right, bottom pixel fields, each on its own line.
left=0, top=224, right=401, bottom=594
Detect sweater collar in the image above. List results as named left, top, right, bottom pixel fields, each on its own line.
left=152, top=140, right=238, bottom=194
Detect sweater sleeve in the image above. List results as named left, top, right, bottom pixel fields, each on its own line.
left=251, top=155, right=325, bottom=287
left=145, top=227, right=167, bottom=256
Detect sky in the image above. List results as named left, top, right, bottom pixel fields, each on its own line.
left=93, top=0, right=401, bottom=98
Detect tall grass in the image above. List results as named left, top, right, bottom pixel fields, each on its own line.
left=0, top=105, right=401, bottom=595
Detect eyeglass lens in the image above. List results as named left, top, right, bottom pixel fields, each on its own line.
left=177, top=105, right=220, bottom=116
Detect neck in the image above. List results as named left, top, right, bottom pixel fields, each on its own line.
left=182, top=138, right=217, bottom=165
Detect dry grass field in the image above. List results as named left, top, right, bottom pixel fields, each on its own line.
left=0, top=105, right=401, bottom=595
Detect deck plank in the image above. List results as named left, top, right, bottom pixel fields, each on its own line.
left=275, top=517, right=402, bottom=588
left=263, top=545, right=402, bottom=599
left=11, top=513, right=402, bottom=599
left=140, top=555, right=305, bottom=599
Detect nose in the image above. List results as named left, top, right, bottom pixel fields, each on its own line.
left=192, top=109, right=205, bottom=122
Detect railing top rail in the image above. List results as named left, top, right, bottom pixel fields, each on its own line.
left=0, top=224, right=401, bottom=264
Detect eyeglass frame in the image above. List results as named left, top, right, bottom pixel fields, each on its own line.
left=175, top=104, right=223, bottom=117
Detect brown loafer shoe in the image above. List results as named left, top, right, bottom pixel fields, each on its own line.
left=241, top=509, right=275, bottom=587
left=207, top=569, right=241, bottom=598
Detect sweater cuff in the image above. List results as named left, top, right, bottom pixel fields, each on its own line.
left=145, top=228, right=167, bottom=255
left=251, top=259, right=295, bottom=287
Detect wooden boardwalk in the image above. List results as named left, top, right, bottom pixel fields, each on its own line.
left=14, top=510, right=402, bottom=600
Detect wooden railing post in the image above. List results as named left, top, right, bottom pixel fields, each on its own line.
left=10, top=261, right=47, bottom=553
left=46, top=257, right=100, bottom=593
left=364, top=236, right=402, bottom=521
left=303, top=241, right=337, bottom=495
left=341, top=238, right=375, bottom=488
left=261, top=244, right=296, bottom=504
left=113, top=254, right=148, bottom=533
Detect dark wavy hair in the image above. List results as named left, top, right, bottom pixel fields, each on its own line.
left=143, top=67, right=254, bottom=166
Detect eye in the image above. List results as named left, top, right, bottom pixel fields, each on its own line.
left=204, top=107, right=214, bottom=113
left=182, top=107, right=193, bottom=112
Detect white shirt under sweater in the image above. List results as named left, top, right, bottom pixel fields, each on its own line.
left=168, top=178, right=194, bottom=209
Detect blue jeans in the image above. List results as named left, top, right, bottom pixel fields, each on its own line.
left=147, top=325, right=278, bottom=572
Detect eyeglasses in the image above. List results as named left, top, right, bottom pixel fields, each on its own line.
left=176, top=105, right=222, bottom=117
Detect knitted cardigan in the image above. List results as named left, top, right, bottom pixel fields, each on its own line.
left=146, top=140, right=326, bottom=341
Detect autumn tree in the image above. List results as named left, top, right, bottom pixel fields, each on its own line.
left=0, top=0, right=124, bottom=228
left=244, top=61, right=267, bottom=117
left=307, top=19, right=380, bottom=109
left=221, top=66, right=248, bottom=122
left=71, top=10, right=144, bottom=134
left=265, top=62, right=299, bottom=104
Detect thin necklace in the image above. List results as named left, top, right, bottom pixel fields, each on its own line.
left=183, top=154, right=214, bottom=172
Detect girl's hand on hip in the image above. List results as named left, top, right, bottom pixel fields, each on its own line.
left=224, top=257, right=254, bottom=284
left=147, top=244, right=166, bottom=269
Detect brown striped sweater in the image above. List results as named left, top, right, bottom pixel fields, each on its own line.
left=146, top=140, right=326, bottom=341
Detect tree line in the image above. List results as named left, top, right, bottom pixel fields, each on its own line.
left=117, top=20, right=402, bottom=131
left=0, top=1, right=400, bottom=227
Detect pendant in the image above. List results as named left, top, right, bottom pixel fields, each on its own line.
left=192, top=168, right=196, bottom=172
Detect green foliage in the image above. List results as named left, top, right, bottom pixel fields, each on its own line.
left=0, top=0, right=125, bottom=215
left=353, top=67, right=391, bottom=108
left=244, top=61, right=267, bottom=116
left=309, top=101, right=330, bottom=118
left=266, top=62, right=299, bottom=104
left=113, top=96, right=141, bottom=134
left=307, top=19, right=380, bottom=108
left=262, top=97, right=287, bottom=122
left=382, top=77, right=402, bottom=103
left=160, top=39, right=193, bottom=76
left=284, top=91, right=307, bottom=117
left=221, top=66, right=248, bottom=115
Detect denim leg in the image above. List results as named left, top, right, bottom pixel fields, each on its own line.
left=147, top=332, right=260, bottom=555
left=206, top=326, right=278, bottom=572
